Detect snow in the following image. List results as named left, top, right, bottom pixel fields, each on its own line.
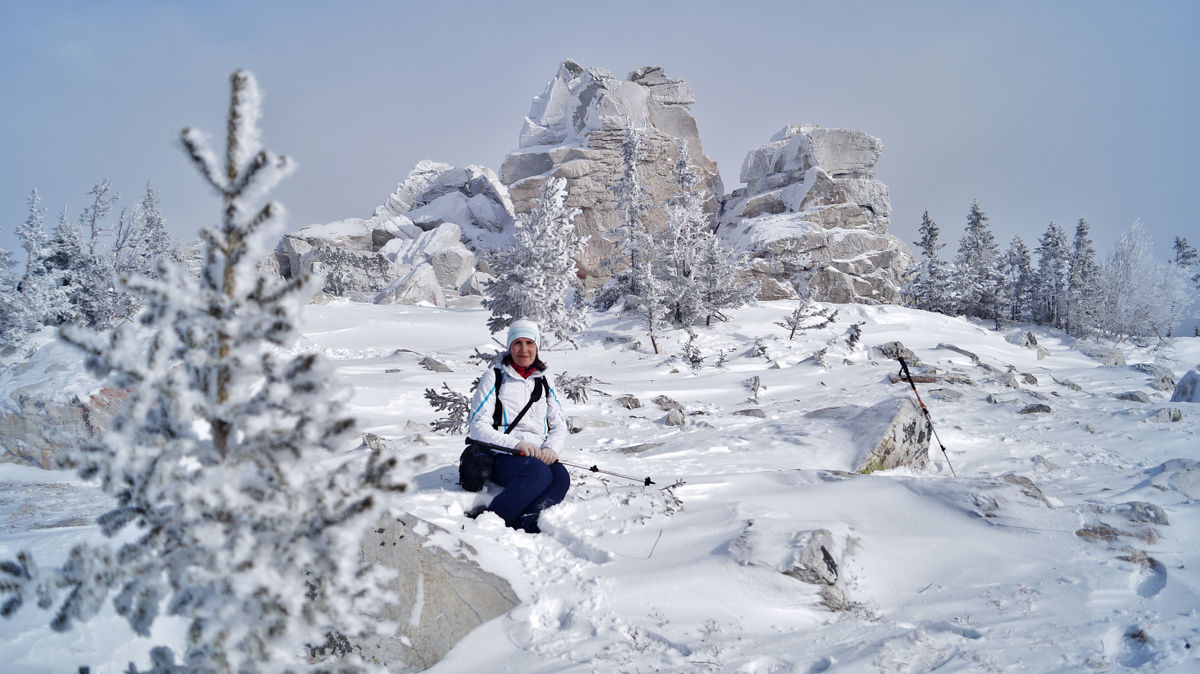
left=3, top=299, right=1200, bottom=672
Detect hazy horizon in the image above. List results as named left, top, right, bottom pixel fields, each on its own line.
left=2, top=0, right=1197, bottom=264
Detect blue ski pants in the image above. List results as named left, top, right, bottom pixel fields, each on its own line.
left=487, top=454, right=570, bottom=534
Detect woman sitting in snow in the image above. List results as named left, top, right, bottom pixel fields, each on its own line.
left=466, top=319, right=570, bottom=533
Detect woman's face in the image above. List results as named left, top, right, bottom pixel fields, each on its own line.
left=510, top=337, right=537, bottom=369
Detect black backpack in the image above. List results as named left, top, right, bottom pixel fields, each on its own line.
left=458, top=368, right=549, bottom=491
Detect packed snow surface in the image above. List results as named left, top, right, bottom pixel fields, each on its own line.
left=2, top=300, right=1199, bottom=672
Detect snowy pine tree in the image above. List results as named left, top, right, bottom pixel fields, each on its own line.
left=483, top=177, right=587, bottom=347
left=665, top=142, right=756, bottom=327
left=0, top=70, right=405, bottom=673
left=951, top=200, right=1002, bottom=321
left=79, top=178, right=119, bottom=258
left=1033, top=221, right=1070, bottom=329
left=0, top=247, right=26, bottom=351
left=11, top=188, right=61, bottom=333
left=1001, top=236, right=1036, bottom=323
left=593, top=127, right=654, bottom=313
left=112, top=182, right=181, bottom=321
left=592, top=128, right=669, bottom=352
left=1066, top=217, right=1102, bottom=337
left=904, top=210, right=951, bottom=313
left=1173, top=236, right=1199, bottom=290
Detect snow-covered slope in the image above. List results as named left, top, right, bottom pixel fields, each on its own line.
left=2, top=301, right=1198, bottom=672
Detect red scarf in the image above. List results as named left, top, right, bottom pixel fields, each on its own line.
left=513, top=363, right=537, bottom=379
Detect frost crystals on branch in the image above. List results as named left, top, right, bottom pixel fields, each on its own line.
left=1, top=69, right=406, bottom=674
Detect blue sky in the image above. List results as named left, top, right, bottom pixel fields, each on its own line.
left=1, top=0, right=1197, bottom=263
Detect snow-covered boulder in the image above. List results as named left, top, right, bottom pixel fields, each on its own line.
left=500, top=60, right=722, bottom=284
left=374, top=264, right=447, bottom=307
left=717, top=124, right=914, bottom=304
left=390, top=161, right=516, bottom=250
left=356, top=514, right=518, bottom=671
left=804, top=397, right=931, bottom=473
left=1171, top=370, right=1200, bottom=403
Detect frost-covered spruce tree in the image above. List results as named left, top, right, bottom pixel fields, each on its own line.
left=1001, top=236, right=1036, bottom=323
left=1066, top=217, right=1101, bottom=337
left=659, top=142, right=756, bottom=327
left=951, top=200, right=1002, bottom=321
left=593, top=127, right=654, bottom=313
left=483, top=177, right=587, bottom=347
left=657, top=141, right=708, bottom=327
left=904, top=210, right=951, bottom=313
left=80, top=178, right=119, bottom=258
left=0, top=247, right=26, bottom=350
left=1173, top=236, right=1199, bottom=290
left=12, top=188, right=63, bottom=332
left=1033, top=221, right=1069, bottom=329
left=112, top=182, right=180, bottom=320
left=0, top=70, right=404, bottom=673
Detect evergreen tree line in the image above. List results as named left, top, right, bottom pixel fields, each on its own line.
left=0, top=180, right=180, bottom=351
left=487, top=130, right=758, bottom=354
left=904, top=200, right=1199, bottom=341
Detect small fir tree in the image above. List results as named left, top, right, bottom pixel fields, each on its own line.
left=1002, top=236, right=1036, bottom=323
left=1173, top=236, right=1199, bottom=290
left=905, top=209, right=951, bottom=313
left=951, top=200, right=1003, bottom=322
left=660, top=142, right=756, bottom=326
left=483, top=177, right=587, bottom=347
left=0, top=70, right=405, bottom=673
left=1066, top=217, right=1102, bottom=337
left=1033, top=221, right=1070, bottom=329
left=0, top=247, right=27, bottom=350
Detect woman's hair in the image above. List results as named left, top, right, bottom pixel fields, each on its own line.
left=502, top=352, right=547, bottom=371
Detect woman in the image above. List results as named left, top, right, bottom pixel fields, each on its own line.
left=467, top=319, right=570, bottom=533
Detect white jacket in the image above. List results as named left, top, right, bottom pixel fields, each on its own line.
left=467, top=363, right=567, bottom=452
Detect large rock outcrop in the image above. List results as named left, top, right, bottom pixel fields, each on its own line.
left=276, top=162, right=510, bottom=304
left=804, top=396, right=931, bottom=473
left=717, top=124, right=915, bottom=304
left=355, top=514, right=519, bottom=672
left=500, top=59, right=723, bottom=284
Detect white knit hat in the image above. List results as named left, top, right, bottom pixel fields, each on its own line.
left=507, top=319, right=540, bottom=347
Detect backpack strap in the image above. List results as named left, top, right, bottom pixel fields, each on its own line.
left=491, top=367, right=504, bottom=430
left=492, top=368, right=548, bottom=434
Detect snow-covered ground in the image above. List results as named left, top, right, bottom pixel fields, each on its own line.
left=2, top=299, right=1199, bottom=672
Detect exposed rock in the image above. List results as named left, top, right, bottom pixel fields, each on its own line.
left=716, top=124, right=914, bottom=304
left=1036, top=346, right=1050, bottom=360
left=1019, top=404, right=1052, bottom=414
left=873, top=340, right=914, bottom=362
left=1148, top=408, right=1183, bottom=423
left=734, top=408, right=768, bottom=419
left=1081, top=344, right=1126, bottom=366
left=1170, top=370, right=1200, bottom=403
left=930, top=388, right=964, bottom=402
left=652, top=395, right=683, bottom=411
left=374, top=265, right=447, bottom=307
left=806, top=397, right=930, bottom=473
left=0, top=387, right=127, bottom=469
left=1001, top=474, right=1052, bottom=507
left=731, top=521, right=849, bottom=612
left=356, top=514, right=518, bottom=672
left=1116, top=391, right=1152, bottom=404
left=616, top=395, right=642, bottom=410
left=501, top=60, right=721, bottom=283
left=664, top=409, right=686, bottom=426
left=1132, top=363, right=1176, bottom=392
left=1021, top=373, right=1038, bottom=386
left=375, top=160, right=516, bottom=249
left=418, top=356, right=453, bottom=373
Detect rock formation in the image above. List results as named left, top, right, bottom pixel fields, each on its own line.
left=355, top=514, right=519, bottom=672
left=275, top=161, right=510, bottom=304
left=500, top=59, right=723, bottom=283
left=717, top=124, right=915, bottom=304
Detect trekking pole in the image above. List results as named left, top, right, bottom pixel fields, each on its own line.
left=466, top=438, right=656, bottom=486
left=895, top=356, right=957, bottom=477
